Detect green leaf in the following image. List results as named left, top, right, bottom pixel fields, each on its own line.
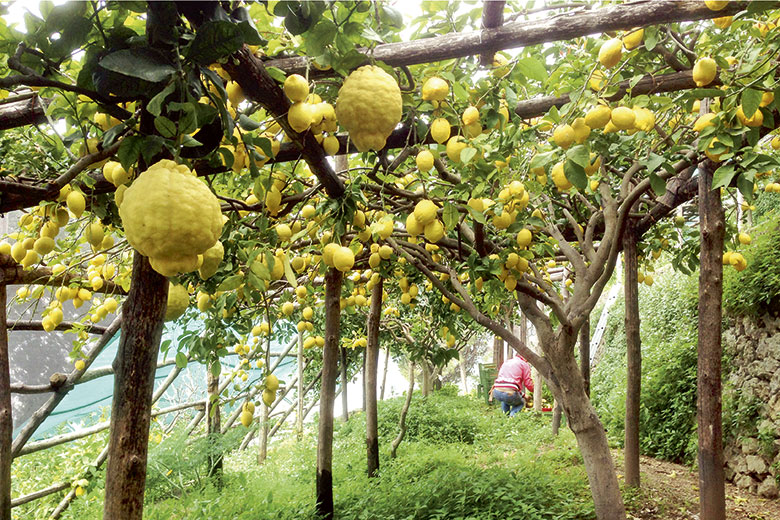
left=564, top=160, right=587, bottom=190
left=99, top=48, right=176, bottom=83
left=644, top=26, right=658, bottom=51
left=460, top=147, right=477, bottom=163
left=147, top=81, right=176, bottom=117
left=117, top=135, right=144, bottom=171
left=187, top=20, right=244, bottom=65
left=250, top=259, right=270, bottom=281
left=567, top=145, right=589, bottom=169
left=515, top=57, right=547, bottom=82
left=216, top=274, right=243, bottom=292
left=649, top=172, right=667, bottom=196
left=737, top=173, right=755, bottom=201
left=236, top=20, right=265, bottom=46
left=742, top=88, right=762, bottom=120
left=153, top=116, right=177, bottom=138
left=283, top=254, right=297, bottom=288
left=711, top=164, right=736, bottom=190
left=530, top=151, right=555, bottom=170
left=210, top=360, right=221, bottom=378
left=265, top=66, right=287, bottom=83
left=175, top=352, right=188, bottom=369
left=442, top=203, right=460, bottom=231
left=643, top=152, right=665, bottom=175
left=465, top=206, right=487, bottom=225
left=306, top=19, right=337, bottom=55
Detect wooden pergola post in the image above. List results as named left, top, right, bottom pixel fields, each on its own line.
left=624, top=222, right=642, bottom=489
left=0, top=283, right=11, bottom=519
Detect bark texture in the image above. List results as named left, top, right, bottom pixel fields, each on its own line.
left=316, top=268, right=343, bottom=520
left=340, top=347, right=349, bottom=421
left=365, top=277, right=382, bottom=477
left=697, top=160, right=726, bottom=520
left=103, top=253, right=167, bottom=520
left=391, top=362, right=415, bottom=459
left=624, top=223, right=642, bottom=488
left=0, top=285, right=11, bottom=519
left=206, top=369, right=222, bottom=482
left=579, top=318, right=590, bottom=396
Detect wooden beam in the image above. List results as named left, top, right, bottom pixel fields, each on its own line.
left=266, top=1, right=755, bottom=76
left=0, top=255, right=127, bottom=295
left=479, top=0, right=505, bottom=66
left=0, top=285, right=11, bottom=518
left=7, top=321, right=108, bottom=335
left=513, top=70, right=721, bottom=119
left=0, top=95, right=46, bottom=130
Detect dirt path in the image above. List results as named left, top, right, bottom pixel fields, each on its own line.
left=615, top=453, right=780, bottom=520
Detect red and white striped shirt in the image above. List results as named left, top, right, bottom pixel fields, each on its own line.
left=493, top=356, right=534, bottom=394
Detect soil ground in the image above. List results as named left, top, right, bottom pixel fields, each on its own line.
left=615, top=452, right=780, bottom=520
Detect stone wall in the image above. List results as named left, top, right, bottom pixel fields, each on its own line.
left=722, top=314, right=780, bottom=499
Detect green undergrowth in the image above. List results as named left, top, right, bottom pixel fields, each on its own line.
left=22, top=390, right=597, bottom=520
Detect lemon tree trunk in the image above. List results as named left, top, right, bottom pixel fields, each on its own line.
left=316, top=268, right=343, bottom=520
left=0, top=284, right=11, bottom=519
left=624, top=223, right=641, bottom=488
left=365, top=277, right=382, bottom=478
left=103, top=253, right=167, bottom=520
left=206, top=369, right=222, bottom=483
left=549, top=339, right=627, bottom=520
left=697, top=160, right=726, bottom=520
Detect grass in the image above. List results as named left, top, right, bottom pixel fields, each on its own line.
left=15, top=389, right=596, bottom=520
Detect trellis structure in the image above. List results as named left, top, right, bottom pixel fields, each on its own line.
left=0, top=1, right=773, bottom=520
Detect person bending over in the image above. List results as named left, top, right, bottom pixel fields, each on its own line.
left=491, top=354, right=534, bottom=417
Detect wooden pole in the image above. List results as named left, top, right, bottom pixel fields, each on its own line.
left=379, top=347, right=390, bottom=400
left=365, top=277, right=382, bottom=478
left=297, top=329, right=304, bottom=439
left=206, top=368, right=222, bottom=482
left=697, top=159, right=726, bottom=520
left=0, top=284, right=11, bottom=519
left=624, top=224, right=642, bottom=489
left=579, top=319, right=590, bottom=396
left=340, top=347, right=349, bottom=421
left=103, top=253, right=168, bottom=520
left=316, top=268, right=342, bottom=520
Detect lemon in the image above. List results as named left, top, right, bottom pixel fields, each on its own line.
left=760, top=91, right=774, bottom=107
left=572, top=118, right=591, bottom=143
left=66, top=191, right=86, bottom=218
left=693, top=113, right=717, bottom=132
left=551, top=162, right=572, bottom=191
left=262, top=389, right=276, bottom=407
left=491, top=53, right=511, bottom=77
left=323, top=135, right=340, bottom=156
left=165, top=284, right=189, bottom=321
left=275, top=223, right=292, bottom=241
left=414, top=199, right=438, bottom=226
left=736, top=105, right=763, bottom=127
left=430, top=118, right=451, bottom=144
left=421, top=77, right=449, bottom=101
left=322, top=243, right=340, bottom=267
left=584, top=105, right=611, bottom=129
left=622, top=28, right=644, bottom=50
left=633, top=106, right=655, bottom=132
left=33, top=236, right=55, bottom=255
left=78, top=138, right=108, bottom=168
left=424, top=219, right=444, bottom=243
left=738, top=232, right=751, bottom=245
left=644, top=274, right=654, bottom=286
left=75, top=360, right=86, bottom=371
left=265, top=186, right=282, bottom=217
left=598, top=38, right=623, bottom=68
left=226, top=81, right=245, bottom=106
left=119, top=159, right=223, bottom=277
left=335, top=65, right=402, bottom=152
left=463, top=121, right=482, bottom=138
left=552, top=124, right=575, bottom=149
left=85, top=222, right=104, bottom=248
left=705, top=138, right=728, bottom=162
left=462, top=106, right=480, bottom=125
left=610, top=106, right=636, bottom=130
left=198, top=241, right=224, bottom=280
left=692, top=57, right=717, bottom=87
left=283, top=74, right=309, bottom=103
left=405, top=213, right=423, bottom=236
left=301, top=204, right=316, bottom=219
left=288, top=102, right=313, bottom=133
left=378, top=244, right=393, bottom=259
left=333, top=246, right=355, bottom=272
left=94, top=112, right=120, bottom=131
left=103, top=161, right=131, bottom=187
left=0, top=242, right=10, bottom=256
left=585, top=154, right=601, bottom=176
left=445, top=136, right=467, bottom=163
left=10, top=242, right=24, bottom=262
left=589, top=70, right=606, bottom=91
left=516, top=228, right=532, bottom=248
left=713, top=16, right=733, bottom=29
left=265, top=374, right=280, bottom=392
left=704, top=0, right=728, bottom=10
left=236, top=409, right=253, bottom=427
left=492, top=210, right=513, bottom=229
left=416, top=150, right=435, bottom=172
